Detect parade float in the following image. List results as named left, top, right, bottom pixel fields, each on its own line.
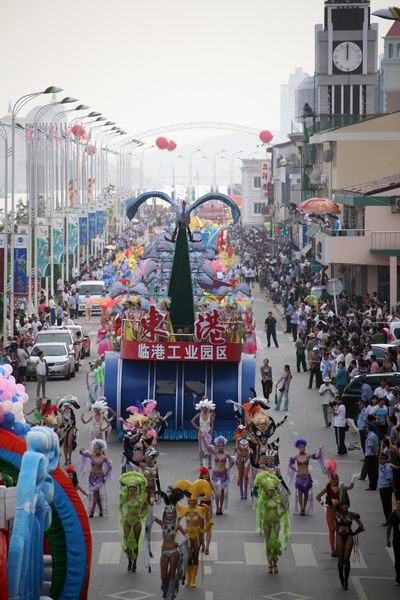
left=0, top=366, right=92, bottom=600
left=104, top=191, right=256, bottom=439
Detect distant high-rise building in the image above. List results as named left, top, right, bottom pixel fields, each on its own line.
left=380, top=21, right=400, bottom=113
left=280, top=67, right=307, bottom=139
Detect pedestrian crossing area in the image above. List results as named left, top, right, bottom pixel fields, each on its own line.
left=95, top=539, right=393, bottom=570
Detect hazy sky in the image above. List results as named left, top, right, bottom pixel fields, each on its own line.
left=1, top=0, right=391, bottom=140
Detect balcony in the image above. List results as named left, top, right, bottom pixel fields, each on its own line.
left=314, top=229, right=397, bottom=266
left=370, top=232, right=400, bottom=255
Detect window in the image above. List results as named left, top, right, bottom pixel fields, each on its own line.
left=253, top=176, right=261, bottom=189
left=253, top=202, right=267, bottom=215
left=397, top=43, right=400, bottom=58
left=389, top=43, right=393, bottom=59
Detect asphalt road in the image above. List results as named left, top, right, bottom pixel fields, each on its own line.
left=23, top=295, right=398, bottom=600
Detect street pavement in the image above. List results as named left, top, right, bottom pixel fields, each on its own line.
left=23, top=294, right=398, bottom=600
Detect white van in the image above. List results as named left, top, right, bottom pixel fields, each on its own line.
left=389, top=320, right=400, bottom=344
left=77, top=280, right=106, bottom=315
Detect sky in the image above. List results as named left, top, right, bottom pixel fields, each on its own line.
left=1, top=0, right=392, bottom=143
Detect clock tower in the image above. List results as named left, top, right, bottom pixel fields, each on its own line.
left=315, top=0, right=379, bottom=117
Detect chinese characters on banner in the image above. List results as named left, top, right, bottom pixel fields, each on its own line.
left=121, top=340, right=242, bottom=362
left=261, top=160, right=270, bottom=199
left=194, top=309, right=225, bottom=344
left=140, top=305, right=169, bottom=341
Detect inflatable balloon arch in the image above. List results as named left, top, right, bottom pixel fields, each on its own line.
left=0, top=365, right=92, bottom=600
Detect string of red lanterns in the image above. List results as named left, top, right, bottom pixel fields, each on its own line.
left=259, top=130, right=273, bottom=144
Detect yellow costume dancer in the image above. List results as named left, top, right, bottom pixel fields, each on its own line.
left=175, top=478, right=213, bottom=588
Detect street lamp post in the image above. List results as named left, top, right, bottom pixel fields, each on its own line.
left=10, top=86, right=63, bottom=333
left=189, top=148, right=202, bottom=200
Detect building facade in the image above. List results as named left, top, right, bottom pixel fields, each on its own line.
left=380, top=21, right=400, bottom=113
left=279, top=67, right=307, bottom=139
left=240, top=159, right=271, bottom=226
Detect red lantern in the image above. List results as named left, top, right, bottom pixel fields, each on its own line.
left=155, top=136, right=169, bottom=150
left=259, top=130, right=274, bottom=144
left=167, top=140, right=177, bottom=152
left=71, top=123, right=82, bottom=137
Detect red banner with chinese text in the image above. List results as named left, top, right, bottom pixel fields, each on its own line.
left=121, top=340, right=242, bottom=362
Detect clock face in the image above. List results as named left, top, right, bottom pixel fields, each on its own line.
left=333, top=42, right=362, bottom=72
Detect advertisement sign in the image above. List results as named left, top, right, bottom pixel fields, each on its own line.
left=88, top=211, right=97, bottom=240
left=52, top=218, right=64, bottom=264
left=79, top=216, right=88, bottom=246
left=121, top=340, right=242, bottom=362
left=68, top=215, right=78, bottom=254
left=96, top=210, right=106, bottom=236
left=13, top=234, right=28, bottom=295
left=36, top=225, right=49, bottom=278
left=0, top=234, right=6, bottom=294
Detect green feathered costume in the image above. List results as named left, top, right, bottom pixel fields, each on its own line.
left=119, top=471, right=149, bottom=560
left=254, top=471, right=291, bottom=563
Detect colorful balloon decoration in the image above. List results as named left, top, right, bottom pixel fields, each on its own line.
left=167, top=139, right=177, bottom=151
left=155, top=136, right=169, bottom=150
left=259, top=130, right=274, bottom=144
left=0, top=364, right=30, bottom=437
left=71, top=124, right=87, bottom=139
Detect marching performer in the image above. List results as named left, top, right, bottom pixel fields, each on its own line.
left=119, top=471, right=149, bottom=572
left=254, top=471, right=290, bottom=575
left=288, top=439, right=323, bottom=515
left=191, top=398, right=216, bottom=467
left=79, top=438, right=112, bottom=517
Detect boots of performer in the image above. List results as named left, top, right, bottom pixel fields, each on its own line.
left=186, top=566, right=193, bottom=586
left=243, top=476, right=249, bottom=499
left=161, top=579, right=169, bottom=598
left=343, top=560, right=350, bottom=590
left=239, top=477, right=244, bottom=499
left=338, top=560, right=344, bottom=587
left=190, top=565, right=198, bottom=587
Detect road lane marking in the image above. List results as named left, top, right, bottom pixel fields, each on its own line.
left=205, top=592, right=214, bottom=600
left=204, top=566, right=212, bottom=574
left=386, top=546, right=394, bottom=564
left=244, top=542, right=266, bottom=565
left=291, top=543, right=317, bottom=567
left=98, top=541, right=122, bottom=564
left=203, top=541, right=218, bottom=562
left=214, top=560, right=244, bottom=565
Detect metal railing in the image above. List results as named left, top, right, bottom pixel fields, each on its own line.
left=320, top=228, right=370, bottom=237
left=371, top=231, right=400, bottom=250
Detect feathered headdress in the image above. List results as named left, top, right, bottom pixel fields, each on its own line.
left=214, top=435, right=228, bottom=446
left=119, top=471, right=147, bottom=504
left=92, top=399, right=108, bottom=414
left=174, top=478, right=212, bottom=501
left=195, top=398, right=216, bottom=411
left=294, top=438, right=307, bottom=448
left=58, top=394, right=80, bottom=410
left=324, top=458, right=337, bottom=480
left=91, top=438, right=107, bottom=453
left=254, top=471, right=280, bottom=493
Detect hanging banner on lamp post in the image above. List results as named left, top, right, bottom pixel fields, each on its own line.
left=68, top=215, right=78, bottom=254
left=88, top=211, right=97, bottom=241
left=36, top=225, right=49, bottom=278
left=52, top=218, right=64, bottom=264
left=0, top=234, right=6, bottom=294
left=13, top=233, right=28, bottom=295
left=96, top=210, right=106, bottom=235
left=79, top=215, right=88, bottom=246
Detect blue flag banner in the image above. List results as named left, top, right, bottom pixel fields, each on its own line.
left=79, top=216, right=88, bottom=246
left=88, top=212, right=97, bottom=240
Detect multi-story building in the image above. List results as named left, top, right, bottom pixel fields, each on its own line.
left=380, top=21, right=400, bottom=113
left=240, top=159, right=271, bottom=226
left=308, top=110, right=400, bottom=306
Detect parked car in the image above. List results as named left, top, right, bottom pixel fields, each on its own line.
left=370, top=344, right=398, bottom=368
left=342, top=372, right=400, bottom=419
left=34, top=329, right=79, bottom=371
left=77, top=280, right=106, bottom=315
left=65, top=324, right=91, bottom=358
left=388, top=321, right=400, bottom=344
left=26, top=343, right=75, bottom=380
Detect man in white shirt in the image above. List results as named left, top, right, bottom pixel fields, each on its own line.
left=319, top=376, right=337, bottom=427
left=375, top=379, right=388, bottom=401
left=333, top=396, right=347, bottom=455
left=35, top=351, right=48, bottom=399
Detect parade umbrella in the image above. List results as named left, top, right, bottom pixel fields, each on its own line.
left=373, top=7, right=400, bottom=19
left=298, top=197, right=340, bottom=215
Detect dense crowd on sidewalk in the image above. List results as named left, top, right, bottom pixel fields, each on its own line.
left=230, top=223, right=400, bottom=585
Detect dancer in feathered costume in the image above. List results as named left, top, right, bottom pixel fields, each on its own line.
left=175, top=478, right=213, bottom=588
left=155, top=487, right=189, bottom=600
left=254, top=471, right=290, bottom=575
left=79, top=438, right=112, bottom=517
left=315, top=458, right=357, bottom=557
left=287, top=439, right=323, bottom=515
left=204, top=435, right=235, bottom=514
left=119, top=471, right=149, bottom=572
left=191, top=398, right=215, bottom=467
left=56, top=394, right=80, bottom=466
left=198, top=467, right=215, bottom=555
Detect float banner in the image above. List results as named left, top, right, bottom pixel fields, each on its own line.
left=0, top=235, right=5, bottom=293
left=96, top=210, right=106, bottom=236
left=79, top=216, right=88, bottom=246
left=52, top=218, right=64, bottom=264
left=13, top=234, right=28, bottom=295
left=36, top=226, right=49, bottom=278
left=68, top=215, right=78, bottom=255
left=88, top=212, right=97, bottom=241
left=121, top=340, right=242, bottom=362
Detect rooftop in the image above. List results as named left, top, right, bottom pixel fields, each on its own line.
left=343, top=174, right=400, bottom=196
left=386, top=21, right=400, bottom=38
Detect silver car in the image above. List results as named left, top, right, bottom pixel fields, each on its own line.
left=26, top=342, right=76, bottom=380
